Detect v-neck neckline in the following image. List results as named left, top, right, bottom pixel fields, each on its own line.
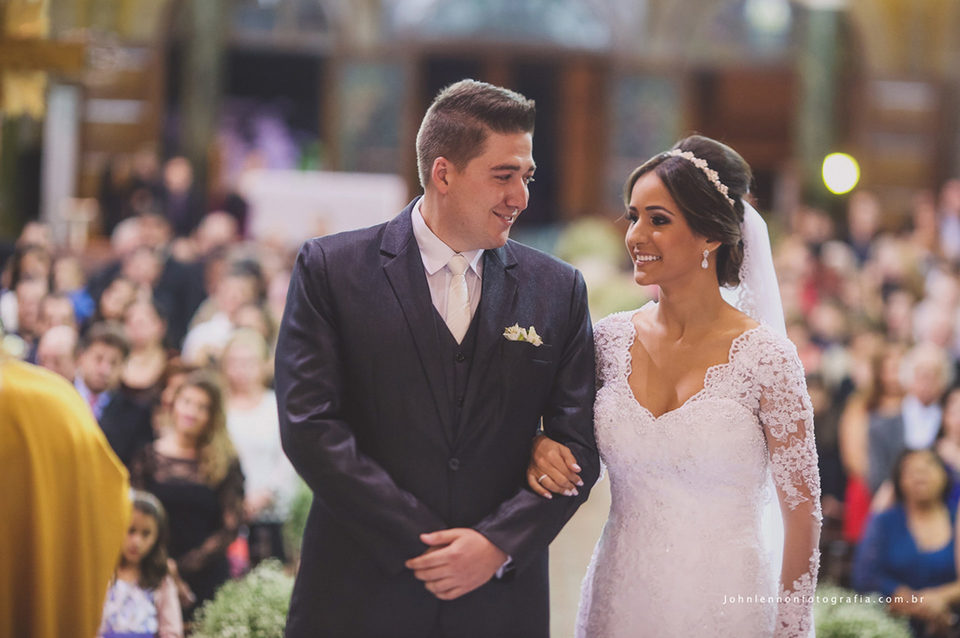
left=623, top=310, right=762, bottom=420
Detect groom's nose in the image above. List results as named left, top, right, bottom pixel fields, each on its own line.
left=504, top=177, right=529, bottom=212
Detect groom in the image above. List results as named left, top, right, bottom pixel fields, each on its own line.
left=275, top=79, right=599, bottom=638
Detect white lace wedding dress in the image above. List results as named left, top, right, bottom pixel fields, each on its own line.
left=576, top=310, right=821, bottom=638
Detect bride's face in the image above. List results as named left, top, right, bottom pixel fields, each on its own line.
left=624, top=171, right=715, bottom=288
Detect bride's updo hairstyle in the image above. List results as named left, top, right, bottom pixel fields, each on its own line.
left=623, top=135, right=752, bottom=287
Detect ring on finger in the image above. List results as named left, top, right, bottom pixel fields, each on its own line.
left=537, top=474, right=548, bottom=483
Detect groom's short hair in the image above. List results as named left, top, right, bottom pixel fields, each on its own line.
left=416, top=79, right=536, bottom=189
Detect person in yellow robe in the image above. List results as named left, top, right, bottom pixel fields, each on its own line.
left=0, top=352, right=130, bottom=638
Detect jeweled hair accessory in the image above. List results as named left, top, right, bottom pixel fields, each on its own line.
left=664, top=149, right=735, bottom=207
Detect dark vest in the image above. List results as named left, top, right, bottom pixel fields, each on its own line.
left=433, top=306, right=481, bottom=437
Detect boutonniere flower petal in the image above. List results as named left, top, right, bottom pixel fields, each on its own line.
left=503, top=323, right=544, bottom=347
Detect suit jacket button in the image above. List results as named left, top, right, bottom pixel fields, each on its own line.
left=455, top=353, right=466, bottom=363
left=448, top=457, right=461, bottom=471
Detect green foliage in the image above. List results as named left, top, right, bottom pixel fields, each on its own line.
left=192, top=560, right=294, bottom=638
left=814, top=584, right=912, bottom=638
left=553, top=217, right=626, bottom=267
left=283, top=479, right=312, bottom=561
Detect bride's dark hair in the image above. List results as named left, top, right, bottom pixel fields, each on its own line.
left=623, top=135, right=752, bottom=287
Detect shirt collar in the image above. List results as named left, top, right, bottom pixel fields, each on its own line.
left=412, top=198, right=483, bottom=277
left=74, top=375, right=112, bottom=404
left=903, top=394, right=941, bottom=418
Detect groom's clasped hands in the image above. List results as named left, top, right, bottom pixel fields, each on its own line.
left=405, top=528, right=508, bottom=601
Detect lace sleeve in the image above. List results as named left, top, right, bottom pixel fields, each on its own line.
left=177, top=459, right=245, bottom=574
left=128, top=444, right=154, bottom=490
left=756, top=337, right=822, bottom=638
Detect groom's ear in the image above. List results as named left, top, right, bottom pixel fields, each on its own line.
left=432, top=158, right=451, bottom=193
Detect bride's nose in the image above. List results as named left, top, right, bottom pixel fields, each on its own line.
left=625, top=219, right=648, bottom=246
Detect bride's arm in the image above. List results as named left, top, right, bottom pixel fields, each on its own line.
left=758, top=342, right=822, bottom=638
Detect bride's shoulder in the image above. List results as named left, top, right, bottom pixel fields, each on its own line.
left=742, top=323, right=797, bottom=352
left=736, top=324, right=804, bottom=375
left=594, top=310, right=640, bottom=355
left=595, top=309, right=637, bottom=334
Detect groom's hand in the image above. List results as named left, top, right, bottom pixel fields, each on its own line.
left=405, top=528, right=508, bottom=600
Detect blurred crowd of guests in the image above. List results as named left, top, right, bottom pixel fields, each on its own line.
left=4, top=146, right=960, bottom=635
left=783, top=179, right=960, bottom=636
left=0, top=151, right=297, bottom=633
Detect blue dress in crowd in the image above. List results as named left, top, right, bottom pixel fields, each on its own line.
left=852, top=503, right=957, bottom=597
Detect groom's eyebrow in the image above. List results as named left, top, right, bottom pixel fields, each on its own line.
left=491, top=162, right=537, bottom=173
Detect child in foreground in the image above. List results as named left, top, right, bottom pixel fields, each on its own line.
left=98, top=490, right=183, bottom=638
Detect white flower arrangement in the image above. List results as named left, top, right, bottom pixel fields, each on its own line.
left=503, top=323, right=544, bottom=347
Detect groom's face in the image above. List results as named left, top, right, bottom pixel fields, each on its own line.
left=441, top=130, right=535, bottom=251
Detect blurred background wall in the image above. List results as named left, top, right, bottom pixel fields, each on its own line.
left=1, top=0, right=959, bottom=243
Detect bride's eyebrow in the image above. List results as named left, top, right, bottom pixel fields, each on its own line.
left=644, top=205, right=675, bottom=216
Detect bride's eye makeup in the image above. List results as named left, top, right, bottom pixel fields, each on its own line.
left=651, top=214, right=670, bottom=226
left=626, top=210, right=639, bottom=223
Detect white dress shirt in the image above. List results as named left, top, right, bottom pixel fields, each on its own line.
left=411, top=199, right=483, bottom=322
left=411, top=198, right=511, bottom=575
left=902, top=394, right=943, bottom=450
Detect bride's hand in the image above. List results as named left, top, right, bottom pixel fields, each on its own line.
left=526, top=434, right=583, bottom=499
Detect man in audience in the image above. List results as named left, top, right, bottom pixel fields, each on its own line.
left=75, top=321, right=153, bottom=468
left=868, top=342, right=952, bottom=495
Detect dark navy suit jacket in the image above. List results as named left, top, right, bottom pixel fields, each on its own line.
left=275, top=199, right=599, bottom=638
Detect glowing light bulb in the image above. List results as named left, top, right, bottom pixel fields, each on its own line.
left=822, top=153, right=860, bottom=195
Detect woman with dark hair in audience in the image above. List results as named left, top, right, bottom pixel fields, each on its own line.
left=853, top=448, right=960, bottom=637
left=152, top=359, right=196, bottom=437
left=841, top=342, right=907, bottom=541
left=122, top=297, right=172, bottom=404
left=131, top=371, right=243, bottom=620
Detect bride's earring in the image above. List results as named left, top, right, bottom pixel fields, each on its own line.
left=701, top=249, right=709, bottom=269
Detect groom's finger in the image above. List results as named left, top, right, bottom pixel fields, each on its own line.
left=412, top=564, right=452, bottom=582
left=406, top=550, right=447, bottom=571
left=420, top=529, right=462, bottom=546
left=426, top=580, right=461, bottom=600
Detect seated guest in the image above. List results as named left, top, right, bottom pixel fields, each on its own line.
left=13, top=277, right=49, bottom=357
left=131, top=371, right=243, bottom=618
left=853, top=449, right=960, bottom=636
left=221, top=330, right=295, bottom=565
left=936, top=386, right=960, bottom=506
left=75, top=322, right=154, bottom=468
left=122, top=298, right=170, bottom=405
left=25, top=291, right=78, bottom=363
left=181, top=263, right=261, bottom=366
left=36, top=325, right=79, bottom=381
left=869, top=343, right=952, bottom=494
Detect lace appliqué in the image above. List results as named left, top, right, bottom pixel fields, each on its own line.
left=770, top=435, right=821, bottom=511
left=776, top=549, right=821, bottom=638
left=757, top=338, right=822, bottom=637
left=580, top=312, right=821, bottom=638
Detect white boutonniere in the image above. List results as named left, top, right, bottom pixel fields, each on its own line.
left=503, top=323, right=544, bottom=347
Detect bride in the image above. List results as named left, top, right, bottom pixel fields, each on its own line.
left=528, top=135, right=821, bottom=637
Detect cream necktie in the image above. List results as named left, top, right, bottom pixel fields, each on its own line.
left=446, top=254, right=471, bottom=343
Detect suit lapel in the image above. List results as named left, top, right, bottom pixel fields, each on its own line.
left=381, top=202, right=453, bottom=444
left=458, top=244, right=519, bottom=443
